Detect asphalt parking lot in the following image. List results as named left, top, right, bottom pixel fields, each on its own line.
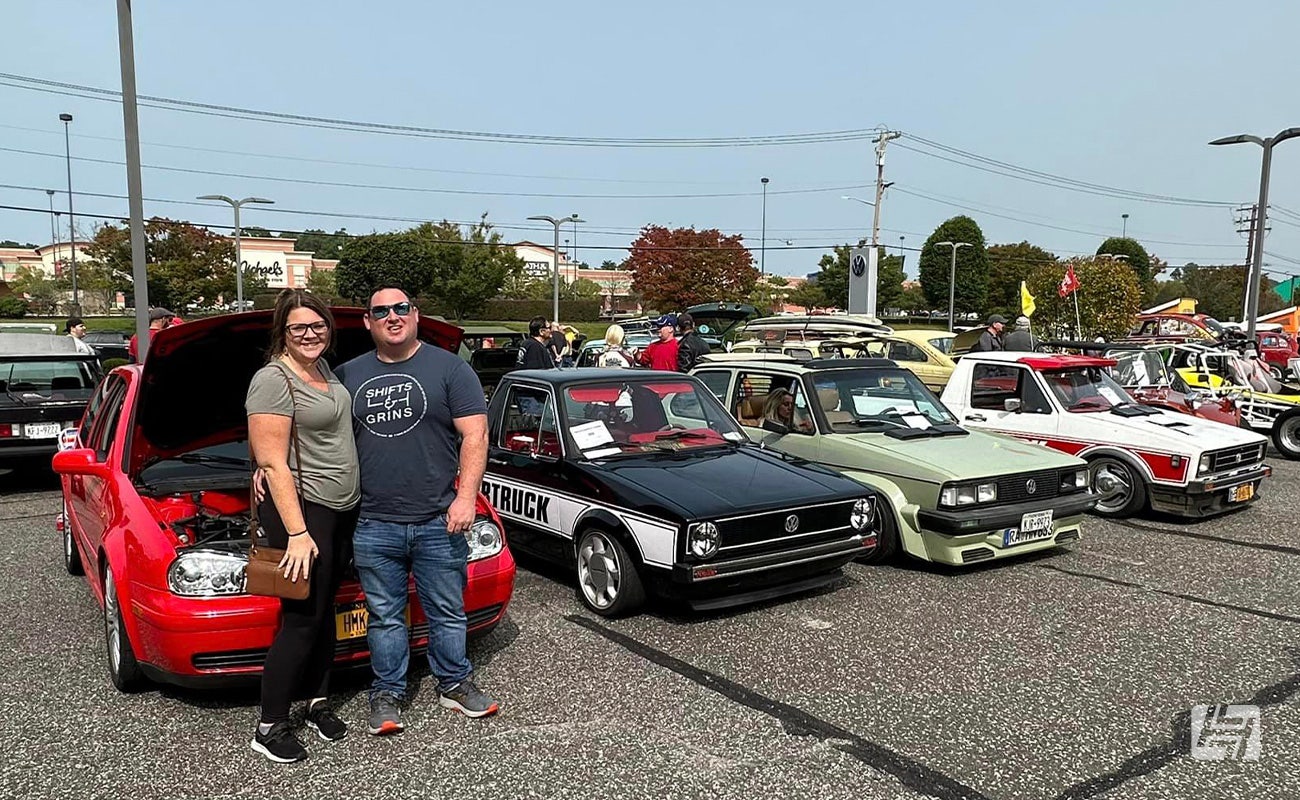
left=2, top=458, right=1297, bottom=800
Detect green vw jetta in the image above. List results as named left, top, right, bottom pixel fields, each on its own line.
left=691, top=355, right=1096, bottom=565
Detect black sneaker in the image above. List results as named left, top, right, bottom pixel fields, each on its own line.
left=305, top=703, right=347, bottom=742
left=251, top=721, right=308, bottom=764
left=368, top=692, right=404, bottom=736
left=438, top=679, right=500, bottom=718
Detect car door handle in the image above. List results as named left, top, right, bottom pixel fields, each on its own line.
left=964, top=413, right=986, bottom=422
left=488, top=456, right=509, bottom=466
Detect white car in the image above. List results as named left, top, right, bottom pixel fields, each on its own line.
left=941, top=352, right=1271, bottom=518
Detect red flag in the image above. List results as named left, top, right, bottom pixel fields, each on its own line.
left=1058, top=264, right=1080, bottom=298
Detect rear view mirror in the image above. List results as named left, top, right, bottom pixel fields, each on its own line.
left=1003, top=398, right=1023, bottom=413
left=51, top=447, right=110, bottom=478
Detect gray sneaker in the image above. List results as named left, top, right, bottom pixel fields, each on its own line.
left=367, top=692, right=404, bottom=735
left=438, top=679, right=500, bottom=718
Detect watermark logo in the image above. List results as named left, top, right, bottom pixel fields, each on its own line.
left=1190, top=704, right=1261, bottom=761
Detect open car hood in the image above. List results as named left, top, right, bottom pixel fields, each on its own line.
left=685, top=302, right=759, bottom=341
left=129, top=308, right=463, bottom=474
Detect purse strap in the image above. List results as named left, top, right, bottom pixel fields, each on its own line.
left=248, top=361, right=309, bottom=546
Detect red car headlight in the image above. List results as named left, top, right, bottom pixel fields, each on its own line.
left=167, top=549, right=248, bottom=597
left=467, top=517, right=504, bottom=562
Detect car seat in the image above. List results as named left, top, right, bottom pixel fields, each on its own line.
left=818, top=387, right=852, bottom=425
left=735, top=395, right=766, bottom=427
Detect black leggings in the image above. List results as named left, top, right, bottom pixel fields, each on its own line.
left=258, top=497, right=359, bottom=725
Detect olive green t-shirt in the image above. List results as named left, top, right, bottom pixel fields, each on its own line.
left=245, top=360, right=360, bottom=511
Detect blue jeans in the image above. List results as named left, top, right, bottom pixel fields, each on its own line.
left=353, top=515, right=472, bottom=698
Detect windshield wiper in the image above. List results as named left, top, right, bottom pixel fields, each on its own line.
left=652, top=429, right=715, bottom=440
left=175, top=453, right=251, bottom=468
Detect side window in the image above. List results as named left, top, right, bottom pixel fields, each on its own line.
left=694, top=371, right=731, bottom=403
left=888, top=341, right=926, bottom=363
left=90, top=377, right=128, bottom=461
left=78, top=378, right=113, bottom=448
left=734, top=372, right=775, bottom=424
left=1018, top=372, right=1053, bottom=413
left=498, top=385, right=561, bottom=458
left=972, top=365, right=1043, bottom=411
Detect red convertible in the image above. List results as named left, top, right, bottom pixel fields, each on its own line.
left=53, top=310, right=515, bottom=691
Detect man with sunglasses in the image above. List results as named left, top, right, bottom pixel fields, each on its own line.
left=516, top=316, right=557, bottom=370
left=334, top=286, right=499, bottom=735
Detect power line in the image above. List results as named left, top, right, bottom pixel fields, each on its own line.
left=0, top=72, right=879, bottom=148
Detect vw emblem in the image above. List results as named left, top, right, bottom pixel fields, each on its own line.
left=784, top=514, right=800, bottom=533
left=851, top=254, right=867, bottom=277
left=1025, top=479, right=1037, bottom=495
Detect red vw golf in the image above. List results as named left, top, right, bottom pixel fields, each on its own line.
left=53, top=309, right=516, bottom=691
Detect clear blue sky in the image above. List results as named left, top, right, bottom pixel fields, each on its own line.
left=4, top=1, right=1300, bottom=285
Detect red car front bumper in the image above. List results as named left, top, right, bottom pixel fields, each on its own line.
left=127, top=549, right=516, bottom=688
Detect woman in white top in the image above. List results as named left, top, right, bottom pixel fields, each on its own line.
left=598, top=324, right=636, bottom=368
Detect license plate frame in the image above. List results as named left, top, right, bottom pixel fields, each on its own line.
left=1003, top=509, right=1054, bottom=547
left=25, top=422, right=62, bottom=439
left=1229, top=483, right=1255, bottom=503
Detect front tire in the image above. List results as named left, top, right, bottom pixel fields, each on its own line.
left=62, top=503, right=83, bottom=576
left=858, top=504, right=898, bottom=564
left=575, top=529, right=645, bottom=617
left=1271, top=409, right=1300, bottom=460
left=1088, top=456, right=1147, bottom=518
left=103, top=566, right=145, bottom=692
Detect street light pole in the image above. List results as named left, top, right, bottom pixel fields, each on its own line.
left=45, top=189, right=57, bottom=250
left=196, top=195, right=275, bottom=310
left=116, top=0, right=151, bottom=360
left=1210, top=127, right=1300, bottom=342
left=527, top=213, right=584, bottom=324
left=1121, top=213, right=1129, bottom=238
left=760, top=177, right=769, bottom=279
left=935, top=241, right=973, bottom=332
left=58, top=113, right=78, bottom=313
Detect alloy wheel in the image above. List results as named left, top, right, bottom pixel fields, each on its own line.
left=577, top=532, right=622, bottom=610
left=1091, top=460, right=1134, bottom=514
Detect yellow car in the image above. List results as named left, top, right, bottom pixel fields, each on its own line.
left=817, top=329, right=958, bottom=392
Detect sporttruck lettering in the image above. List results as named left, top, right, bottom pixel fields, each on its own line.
left=481, top=480, right=551, bottom=524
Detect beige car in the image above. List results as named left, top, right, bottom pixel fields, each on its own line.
left=817, top=329, right=958, bottom=392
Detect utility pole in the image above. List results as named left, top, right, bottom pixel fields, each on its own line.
left=870, top=130, right=901, bottom=251
left=1236, top=204, right=1260, bottom=323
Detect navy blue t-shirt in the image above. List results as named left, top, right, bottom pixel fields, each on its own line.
left=336, top=342, right=487, bottom=522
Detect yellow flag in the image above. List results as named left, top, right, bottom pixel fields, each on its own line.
left=1020, top=281, right=1036, bottom=317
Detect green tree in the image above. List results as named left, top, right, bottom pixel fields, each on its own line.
left=1178, top=263, right=1285, bottom=321
left=240, top=226, right=273, bottom=238
left=0, top=241, right=38, bottom=248
left=900, top=283, right=927, bottom=313
left=785, top=280, right=827, bottom=311
left=290, top=228, right=349, bottom=261
left=82, top=218, right=236, bottom=310
left=11, top=265, right=68, bottom=315
left=917, top=216, right=989, bottom=314
left=0, top=295, right=29, bottom=318
left=568, top=277, right=602, bottom=299
left=306, top=268, right=337, bottom=298
left=1096, top=237, right=1153, bottom=289
left=986, top=241, right=1056, bottom=315
left=1025, top=256, right=1141, bottom=339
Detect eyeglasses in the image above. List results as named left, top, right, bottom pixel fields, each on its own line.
left=370, top=301, right=412, bottom=320
left=285, top=321, right=329, bottom=338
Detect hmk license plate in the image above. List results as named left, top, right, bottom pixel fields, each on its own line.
left=334, top=600, right=411, bottom=641
left=1230, top=483, right=1255, bottom=503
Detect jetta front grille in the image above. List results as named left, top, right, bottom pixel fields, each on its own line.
left=995, top=470, right=1062, bottom=503
left=1207, top=443, right=1265, bottom=474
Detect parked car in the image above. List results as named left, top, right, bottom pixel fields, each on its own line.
left=483, top=369, right=886, bottom=616
left=0, top=333, right=101, bottom=467
left=52, top=309, right=516, bottom=691
left=941, top=352, right=1271, bottom=518
left=576, top=333, right=655, bottom=368
left=82, top=330, right=131, bottom=362
left=691, top=357, right=1093, bottom=565
left=459, top=326, right=527, bottom=400
left=1102, top=345, right=1240, bottom=426
left=815, top=330, right=958, bottom=392
left=1170, top=343, right=1300, bottom=459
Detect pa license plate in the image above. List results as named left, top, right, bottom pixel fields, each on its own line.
left=25, top=422, right=62, bottom=439
left=1003, top=510, right=1054, bottom=547
left=1230, top=483, right=1256, bottom=503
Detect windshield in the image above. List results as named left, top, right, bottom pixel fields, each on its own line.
left=1202, top=317, right=1227, bottom=336
left=1109, top=350, right=1171, bottom=387
left=0, top=358, right=98, bottom=404
left=1042, top=367, right=1136, bottom=412
left=811, top=368, right=957, bottom=433
left=928, top=337, right=955, bottom=355
left=561, top=378, right=743, bottom=458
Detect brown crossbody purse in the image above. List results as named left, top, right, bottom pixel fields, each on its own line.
left=245, top=365, right=311, bottom=601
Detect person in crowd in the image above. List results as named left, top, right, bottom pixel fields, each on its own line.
left=1002, top=316, right=1037, bottom=351
left=598, top=324, right=636, bottom=368
left=516, top=316, right=557, bottom=370
left=675, top=313, right=711, bottom=372
left=336, top=286, right=499, bottom=735
left=245, top=289, right=360, bottom=764
left=762, top=387, right=813, bottom=433
left=969, top=314, right=1007, bottom=353
left=64, top=317, right=93, bottom=355
left=547, top=322, right=566, bottom=364
left=170, top=315, right=185, bottom=327
left=560, top=332, right=587, bottom=367
left=127, top=307, right=174, bottom=362
left=638, top=314, right=680, bottom=370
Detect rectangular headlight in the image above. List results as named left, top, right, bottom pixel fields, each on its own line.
left=1198, top=454, right=1213, bottom=476
left=167, top=550, right=247, bottom=597
left=939, top=486, right=957, bottom=507
left=976, top=482, right=997, bottom=503
left=955, top=485, right=979, bottom=505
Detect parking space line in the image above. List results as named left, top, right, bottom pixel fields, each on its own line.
left=1111, top=519, right=1300, bottom=557
left=1039, top=564, right=1300, bottom=625
left=565, top=614, right=994, bottom=800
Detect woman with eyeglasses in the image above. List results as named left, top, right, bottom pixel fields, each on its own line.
left=245, top=289, right=361, bottom=764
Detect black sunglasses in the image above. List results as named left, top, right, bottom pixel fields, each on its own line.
left=369, top=301, right=413, bottom=320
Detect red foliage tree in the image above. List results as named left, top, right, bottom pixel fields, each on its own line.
left=625, top=225, right=758, bottom=311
